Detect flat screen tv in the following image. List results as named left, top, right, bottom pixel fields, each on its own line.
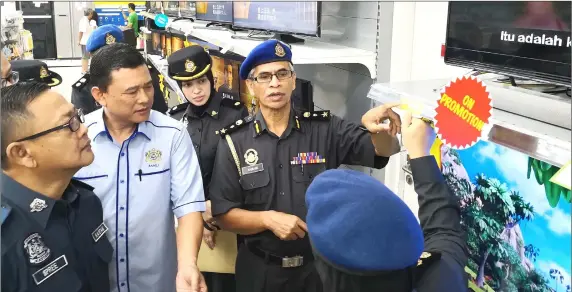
left=232, top=1, right=321, bottom=37
left=195, top=1, right=233, bottom=24
left=445, top=1, right=571, bottom=87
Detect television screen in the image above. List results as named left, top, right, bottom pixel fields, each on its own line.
left=445, top=1, right=571, bottom=86
left=429, top=138, right=571, bottom=292
left=196, top=1, right=233, bottom=24
left=209, top=51, right=244, bottom=102
left=233, top=2, right=320, bottom=36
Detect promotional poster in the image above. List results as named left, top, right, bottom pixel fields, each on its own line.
left=434, top=139, right=571, bottom=292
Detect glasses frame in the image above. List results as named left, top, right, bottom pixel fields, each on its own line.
left=1, top=71, right=19, bottom=87
left=16, top=109, right=85, bottom=142
left=252, top=69, right=294, bottom=83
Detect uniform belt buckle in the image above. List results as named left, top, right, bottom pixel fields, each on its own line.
left=282, top=255, right=304, bottom=268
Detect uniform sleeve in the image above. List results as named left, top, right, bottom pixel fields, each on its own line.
left=170, top=127, right=206, bottom=218
left=1, top=247, right=17, bottom=292
left=209, top=136, right=243, bottom=217
left=410, top=156, right=468, bottom=269
left=328, top=115, right=389, bottom=169
left=71, top=86, right=98, bottom=115
left=150, top=68, right=168, bottom=114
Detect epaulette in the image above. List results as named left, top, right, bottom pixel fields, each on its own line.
left=72, top=73, right=90, bottom=91
left=415, top=251, right=441, bottom=276
left=167, top=102, right=189, bottom=117
left=1, top=203, right=12, bottom=225
left=70, top=178, right=95, bottom=192
left=221, top=98, right=244, bottom=109
left=300, top=110, right=331, bottom=121
left=216, top=115, right=254, bottom=136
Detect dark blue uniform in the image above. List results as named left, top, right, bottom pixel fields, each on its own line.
left=1, top=173, right=113, bottom=292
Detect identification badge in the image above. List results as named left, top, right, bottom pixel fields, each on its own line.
left=91, top=222, right=109, bottom=243
left=241, top=163, right=264, bottom=175
left=32, top=255, right=68, bottom=285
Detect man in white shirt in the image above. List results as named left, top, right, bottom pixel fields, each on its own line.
left=78, top=8, right=97, bottom=74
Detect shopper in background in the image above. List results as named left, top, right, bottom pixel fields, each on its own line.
left=209, top=39, right=401, bottom=292
left=167, top=45, right=249, bottom=292
left=10, top=59, right=62, bottom=87
left=1, top=82, right=113, bottom=292
left=79, top=8, right=97, bottom=74
left=1, top=51, right=18, bottom=87
left=120, top=3, right=139, bottom=37
left=305, top=111, right=468, bottom=292
left=73, top=43, right=207, bottom=292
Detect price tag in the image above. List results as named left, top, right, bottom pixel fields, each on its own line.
left=550, top=161, right=571, bottom=190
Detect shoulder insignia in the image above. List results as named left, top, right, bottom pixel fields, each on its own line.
left=415, top=251, right=441, bottom=275
left=300, top=110, right=331, bottom=121
left=70, top=179, right=95, bottom=192
left=72, top=73, right=90, bottom=91
left=167, top=102, right=189, bottom=117
left=221, top=98, right=244, bottom=109
left=216, top=115, right=254, bottom=136
left=1, top=204, right=12, bottom=225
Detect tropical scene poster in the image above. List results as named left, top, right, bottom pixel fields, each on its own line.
left=435, top=139, right=571, bottom=292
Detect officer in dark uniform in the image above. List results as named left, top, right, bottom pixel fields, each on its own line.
left=1, top=81, right=113, bottom=292
left=208, top=39, right=402, bottom=292
left=10, top=59, right=62, bottom=87
left=166, top=45, right=248, bottom=292
left=71, top=24, right=168, bottom=115
left=305, top=111, right=468, bottom=292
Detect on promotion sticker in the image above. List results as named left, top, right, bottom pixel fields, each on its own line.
left=434, top=76, right=493, bottom=149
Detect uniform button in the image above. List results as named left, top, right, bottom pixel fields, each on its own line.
left=280, top=191, right=285, bottom=196
left=121, top=152, right=125, bottom=157
left=194, top=144, right=198, bottom=148
left=309, top=175, right=313, bottom=179
left=197, top=128, right=202, bottom=132
left=120, top=180, right=125, bottom=184
left=120, top=258, right=125, bottom=262
left=120, top=206, right=125, bottom=211
left=120, top=233, right=124, bottom=237
left=279, top=164, right=283, bottom=168
left=121, top=283, right=126, bottom=287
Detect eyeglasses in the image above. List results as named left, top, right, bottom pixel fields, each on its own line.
left=252, top=69, right=293, bottom=83
left=16, top=109, right=85, bottom=142
left=1, top=71, right=19, bottom=87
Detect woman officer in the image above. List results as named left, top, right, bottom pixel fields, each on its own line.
left=166, top=45, right=248, bottom=292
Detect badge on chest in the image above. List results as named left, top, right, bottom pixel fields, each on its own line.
left=145, top=148, right=162, bottom=168
left=242, top=148, right=264, bottom=175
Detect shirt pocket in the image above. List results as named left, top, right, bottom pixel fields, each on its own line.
left=239, top=169, right=271, bottom=207
left=28, top=255, right=82, bottom=292
left=292, top=163, right=326, bottom=183
left=133, top=168, right=170, bottom=188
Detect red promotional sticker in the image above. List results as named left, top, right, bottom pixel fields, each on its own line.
left=434, top=76, right=492, bottom=149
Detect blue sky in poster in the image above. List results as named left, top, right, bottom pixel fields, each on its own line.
left=457, top=140, right=571, bottom=291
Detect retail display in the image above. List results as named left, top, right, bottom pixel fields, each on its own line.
left=196, top=1, right=233, bottom=24
left=1, top=10, right=33, bottom=60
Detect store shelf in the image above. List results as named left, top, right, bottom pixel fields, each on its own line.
left=146, top=53, right=186, bottom=103
left=141, top=12, right=378, bottom=78
left=368, top=79, right=571, bottom=167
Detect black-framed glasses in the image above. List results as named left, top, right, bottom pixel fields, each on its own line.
left=16, top=109, right=85, bottom=142
left=1, top=71, right=19, bottom=87
left=252, top=69, right=293, bottom=83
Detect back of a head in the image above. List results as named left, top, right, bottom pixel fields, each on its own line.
left=128, top=3, right=135, bottom=11
left=89, top=42, right=146, bottom=92
left=86, top=24, right=125, bottom=54
left=84, top=8, right=93, bottom=17
left=305, top=169, right=424, bottom=292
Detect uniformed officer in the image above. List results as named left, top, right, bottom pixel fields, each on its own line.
left=166, top=45, right=248, bottom=292
left=10, top=59, right=62, bottom=87
left=71, top=24, right=168, bottom=115
left=305, top=111, right=468, bottom=292
left=209, top=39, right=402, bottom=292
left=1, top=82, right=113, bottom=292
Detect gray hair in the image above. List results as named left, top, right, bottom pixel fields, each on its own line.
left=84, top=8, right=94, bottom=16
left=248, top=62, right=295, bottom=80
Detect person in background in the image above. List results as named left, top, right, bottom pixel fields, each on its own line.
left=10, top=59, right=62, bottom=87
left=73, top=43, right=207, bottom=292
left=305, top=111, right=468, bottom=292
left=209, top=39, right=401, bottom=292
left=167, top=45, right=249, bottom=292
left=92, top=10, right=100, bottom=26
left=1, top=51, right=19, bottom=88
left=71, top=25, right=168, bottom=115
left=1, top=82, right=113, bottom=292
left=79, top=8, right=97, bottom=74
left=120, top=3, right=139, bottom=37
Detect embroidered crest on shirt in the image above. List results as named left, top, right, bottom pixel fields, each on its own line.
left=24, top=233, right=51, bottom=265
left=145, top=148, right=162, bottom=167
left=244, top=149, right=259, bottom=166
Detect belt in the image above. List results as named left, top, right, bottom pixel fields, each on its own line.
left=246, top=244, right=314, bottom=268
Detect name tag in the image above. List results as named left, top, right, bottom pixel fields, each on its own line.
left=32, top=255, right=68, bottom=285
left=242, top=163, right=264, bottom=175
left=92, top=222, right=109, bottom=243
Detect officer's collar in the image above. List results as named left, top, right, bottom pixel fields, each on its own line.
left=253, top=106, right=303, bottom=138
left=91, top=108, right=152, bottom=142
left=1, top=172, right=79, bottom=229
left=185, top=92, right=222, bottom=120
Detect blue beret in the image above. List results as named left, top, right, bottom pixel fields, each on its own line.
left=306, top=169, right=424, bottom=272
left=239, top=39, right=292, bottom=80
left=86, top=25, right=124, bottom=53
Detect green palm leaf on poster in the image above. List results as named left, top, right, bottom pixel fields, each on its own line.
left=527, top=157, right=570, bottom=207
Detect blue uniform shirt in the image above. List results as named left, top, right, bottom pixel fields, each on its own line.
left=74, top=109, right=206, bottom=292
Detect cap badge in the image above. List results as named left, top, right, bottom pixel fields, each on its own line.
left=39, top=66, right=49, bottom=79
left=185, top=59, right=197, bottom=73
left=105, top=33, right=116, bottom=45
left=275, top=43, right=286, bottom=57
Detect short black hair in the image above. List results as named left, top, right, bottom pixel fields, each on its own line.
left=89, top=42, right=147, bottom=92
left=1, top=81, right=50, bottom=169
left=128, top=3, right=135, bottom=10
